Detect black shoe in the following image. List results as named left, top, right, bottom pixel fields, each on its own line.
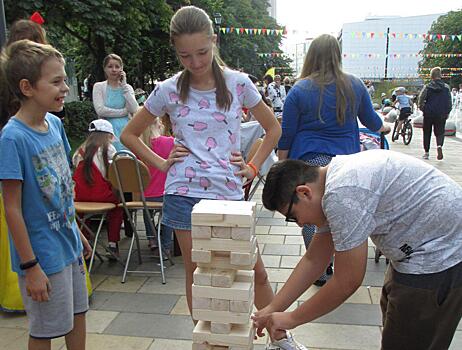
left=314, top=279, right=326, bottom=287
left=326, top=264, right=333, bottom=275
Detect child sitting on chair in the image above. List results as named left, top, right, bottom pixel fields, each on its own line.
left=141, top=116, right=174, bottom=258
left=73, top=119, right=123, bottom=258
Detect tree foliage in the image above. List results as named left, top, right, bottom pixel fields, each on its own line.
left=419, top=10, right=462, bottom=87
left=5, top=0, right=292, bottom=88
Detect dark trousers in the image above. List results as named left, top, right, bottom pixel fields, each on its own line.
left=380, top=261, right=462, bottom=350
left=423, top=115, right=446, bottom=152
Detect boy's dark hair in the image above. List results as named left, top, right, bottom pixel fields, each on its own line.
left=262, top=159, right=320, bottom=212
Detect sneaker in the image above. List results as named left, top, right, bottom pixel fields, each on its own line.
left=313, top=279, right=326, bottom=287
left=106, top=243, right=119, bottom=261
left=326, top=264, right=334, bottom=275
left=422, top=152, right=429, bottom=160
left=437, top=147, right=443, bottom=160
left=266, top=331, right=308, bottom=350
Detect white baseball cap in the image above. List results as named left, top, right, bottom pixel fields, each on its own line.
left=88, top=119, right=115, bottom=135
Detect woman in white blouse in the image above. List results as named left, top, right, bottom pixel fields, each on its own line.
left=92, top=54, right=138, bottom=150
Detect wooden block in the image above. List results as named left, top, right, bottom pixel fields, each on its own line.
left=234, top=270, right=254, bottom=283
left=211, top=322, right=232, bottom=334
left=229, top=345, right=253, bottom=350
left=212, top=226, right=232, bottom=239
left=192, top=281, right=253, bottom=301
left=211, top=269, right=236, bottom=288
left=193, top=237, right=255, bottom=254
left=230, top=241, right=257, bottom=266
left=192, top=249, right=212, bottom=263
left=211, top=298, right=229, bottom=311
left=192, top=343, right=211, bottom=350
left=194, top=267, right=212, bottom=286
left=193, top=320, right=254, bottom=347
left=193, top=308, right=251, bottom=324
left=197, top=252, right=255, bottom=271
left=192, top=225, right=212, bottom=239
left=193, top=297, right=211, bottom=310
left=192, top=200, right=256, bottom=227
left=231, top=226, right=254, bottom=241
left=230, top=299, right=252, bottom=313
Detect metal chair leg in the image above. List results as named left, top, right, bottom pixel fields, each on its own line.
left=156, top=211, right=166, bottom=284
left=122, top=233, right=136, bottom=283
left=88, top=213, right=106, bottom=273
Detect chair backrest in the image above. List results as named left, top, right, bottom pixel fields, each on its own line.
left=108, top=151, right=151, bottom=195
left=246, top=137, right=263, bottom=162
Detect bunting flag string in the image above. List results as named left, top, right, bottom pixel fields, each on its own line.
left=219, top=27, right=285, bottom=36
left=343, top=53, right=462, bottom=59
left=345, top=32, right=462, bottom=41
left=419, top=67, right=462, bottom=71
left=257, top=52, right=288, bottom=58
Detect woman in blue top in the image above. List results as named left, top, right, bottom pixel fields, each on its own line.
left=92, top=54, right=139, bottom=151
left=278, top=34, right=390, bottom=286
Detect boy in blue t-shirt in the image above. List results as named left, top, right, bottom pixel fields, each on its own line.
left=0, top=40, right=92, bottom=349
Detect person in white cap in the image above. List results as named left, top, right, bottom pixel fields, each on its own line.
left=72, top=119, right=123, bottom=257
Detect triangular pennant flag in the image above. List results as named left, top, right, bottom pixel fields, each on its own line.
left=262, top=28, right=267, bottom=35
left=239, top=27, right=244, bottom=34
left=457, top=35, right=462, bottom=41
left=221, top=28, right=226, bottom=34
left=437, top=34, right=442, bottom=40
left=442, top=34, right=446, bottom=40
left=257, top=28, right=262, bottom=35
left=30, top=11, right=45, bottom=25
left=245, top=28, right=249, bottom=35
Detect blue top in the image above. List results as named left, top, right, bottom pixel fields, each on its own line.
left=0, top=113, right=82, bottom=276
left=395, top=94, right=412, bottom=109
left=278, top=75, right=383, bottom=159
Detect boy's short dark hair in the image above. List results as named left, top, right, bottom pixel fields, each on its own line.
left=262, top=159, right=320, bottom=212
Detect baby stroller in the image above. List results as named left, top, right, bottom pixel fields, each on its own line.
left=359, top=128, right=390, bottom=264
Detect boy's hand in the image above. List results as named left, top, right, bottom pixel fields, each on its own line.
left=25, top=265, right=51, bottom=302
left=80, top=234, right=93, bottom=260
left=252, top=311, right=296, bottom=340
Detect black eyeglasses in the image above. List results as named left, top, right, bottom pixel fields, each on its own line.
left=285, top=190, right=298, bottom=222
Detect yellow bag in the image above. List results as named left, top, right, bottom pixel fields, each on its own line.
left=0, top=195, right=92, bottom=312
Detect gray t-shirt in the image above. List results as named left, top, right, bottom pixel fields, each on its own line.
left=322, top=150, right=462, bottom=274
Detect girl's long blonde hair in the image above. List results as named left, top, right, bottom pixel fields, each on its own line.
left=299, top=34, right=355, bottom=125
left=141, top=115, right=172, bottom=147
left=170, top=6, right=232, bottom=111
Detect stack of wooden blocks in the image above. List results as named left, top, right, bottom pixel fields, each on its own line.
left=191, top=200, right=257, bottom=350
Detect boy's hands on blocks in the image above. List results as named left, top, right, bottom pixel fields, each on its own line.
left=25, top=265, right=51, bottom=302
left=252, top=310, right=297, bottom=340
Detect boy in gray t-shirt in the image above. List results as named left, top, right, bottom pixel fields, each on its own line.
left=253, top=150, right=462, bottom=349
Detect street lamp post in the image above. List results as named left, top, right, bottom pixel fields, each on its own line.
left=0, top=0, right=7, bottom=48
left=213, top=12, right=222, bottom=48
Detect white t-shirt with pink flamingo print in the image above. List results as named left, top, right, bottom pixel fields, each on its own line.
left=144, top=69, right=262, bottom=200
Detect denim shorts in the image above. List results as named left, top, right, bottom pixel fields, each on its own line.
left=161, top=194, right=203, bottom=231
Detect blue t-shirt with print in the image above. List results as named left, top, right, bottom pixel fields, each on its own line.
left=0, top=113, right=82, bottom=276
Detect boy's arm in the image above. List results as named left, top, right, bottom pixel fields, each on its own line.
left=2, top=180, right=51, bottom=302
left=253, top=237, right=368, bottom=339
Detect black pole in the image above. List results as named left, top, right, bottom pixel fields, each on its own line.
left=0, top=0, right=7, bottom=48
left=384, top=27, right=390, bottom=79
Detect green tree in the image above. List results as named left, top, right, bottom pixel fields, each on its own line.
left=419, top=10, right=462, bottom=87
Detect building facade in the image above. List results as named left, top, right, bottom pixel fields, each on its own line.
left=340, top=14, right=442, bottom=80
left=267, top=0, right=277, bottom=19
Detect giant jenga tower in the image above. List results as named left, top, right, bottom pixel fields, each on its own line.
left=191, top=200, right=257, bottom=350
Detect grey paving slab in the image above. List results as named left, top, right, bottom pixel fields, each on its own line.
left=257, top=217, right=288, bottom=226
left=90, top=291, right=179, bottom=314
left=256, top=210, right=275, bottom=218
left=293, top=323, right=382, bottom=350
left=263, top=243, right=301, bottom=256
left=104, top=312, right=193, bottom=340
left=312, top=304, right=382, bottom=326
left=362, top=271, right=386, bottom=287
left=366, top=259, right=388, bottom=272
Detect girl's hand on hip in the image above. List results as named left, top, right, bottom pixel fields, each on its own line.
left=25, top=265, right=52, bottom=302
left=161, top=144, right=190, bottom=172
left=230, top=151, right=254, bottom=182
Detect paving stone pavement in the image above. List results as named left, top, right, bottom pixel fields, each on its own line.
left=1, top=127, right=461, bottom=349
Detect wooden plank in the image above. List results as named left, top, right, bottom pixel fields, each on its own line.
left=193, top=308, right=251, bottom=324
left=192, top=281, right=253, bottom=301
left=193, top=236, right=257, bottom=254
left=191, top=200, right=256, bottom=228
left=192, top=225, right=212, bottom=239
left=191, top=249, right=212, bottom=263
left=211, top=269, right=236, bottom=288
left=193, top=320, right=254, bottom=347
left=212, top=226, right=232, bottom=239
left=231, top=226, right=254, bottom=241
left=211, top=298, right=230, bottom=311
left=211, top=322, right=232, bottom=334
left=194, top=267, right=212, bottom=286
left=197, top=252, right=257, bottom=270
left=193, top=297, right=211, bottom=310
